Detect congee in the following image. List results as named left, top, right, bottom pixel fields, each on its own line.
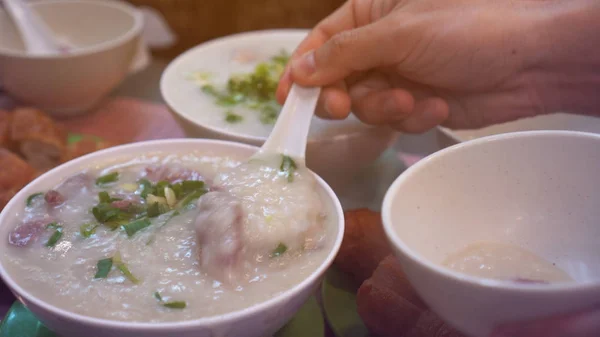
left=3, top=152, right=335, bottom=322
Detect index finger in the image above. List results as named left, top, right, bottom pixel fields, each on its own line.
left=276, top=0, right=359, bottom=103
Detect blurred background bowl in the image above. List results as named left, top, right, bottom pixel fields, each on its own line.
left=383, top=131, right=600, bottom=336
left=160, top=29, right=399, bottom=193
left=436, top=113, right=600, bottom=148
left=0, top=0, right=144, bottom=117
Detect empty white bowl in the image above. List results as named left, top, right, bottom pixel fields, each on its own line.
left=0, top=0, right=144, bottom=117
left=382, top=131, right=600, bottom=337
left=160, top=29, right=398, bottom=192
left=0, top=139, right=344, bottom=337
left=436, top=113, right=600, bottom=148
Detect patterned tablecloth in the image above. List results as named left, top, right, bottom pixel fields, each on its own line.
left=0, top=92, right=427, bottom=336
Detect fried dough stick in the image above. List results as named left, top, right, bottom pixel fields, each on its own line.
left=10, top=107, right=67, bottom=171
left=334, top=208, right=394, bottom=285
left=0, top=110, right=13, bottom=150
left=0, top=149, right=37, bottom=210
left=357, top=255, right=465, bottom=337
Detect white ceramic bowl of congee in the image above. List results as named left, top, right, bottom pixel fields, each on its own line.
left=161, top=29, right=398, bottom=193
left=382, top=131, right=600, bottom=337
left=0, top=0, right=144, bottom=117
left=0, top=139, right=344, bottom=337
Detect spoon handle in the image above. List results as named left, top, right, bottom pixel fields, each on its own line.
left=256, top=84, right=321, bottom=164
left=4, top=0, right=61, bottom=55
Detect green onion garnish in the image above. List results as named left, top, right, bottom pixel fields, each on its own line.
left=122, top=218, right=151, bottom=237
left=92, top=203, right=123, bottom=223
left=94, top=258, right=113, bottom=279
left=271, top=243, right=287, bottom=257
left=147, top=202, right=170, bottom=218
left=154, top=291, right=186, bottom=309
left=98, top=191, right=120, bottom=204
left=280, top=155, right=297, bottom=182
left=225, top=111, right=243, bottom=123
left=113, top=252, right=140, bottom=284
left=163, top=301, right=187, bottom=309
left=80, top=223, right=98, bottom=238
left=95, top=172, right=119, bottom=186
left=175, top=189, right=206, bottom=209
left=138, top=179, right=153, bottom=199
left=45, top=223, right=63, bottom=247
left=26, top=193, right=44, bottom=207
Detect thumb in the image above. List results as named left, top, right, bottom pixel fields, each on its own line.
left=289, top=18, right=400, bottom=87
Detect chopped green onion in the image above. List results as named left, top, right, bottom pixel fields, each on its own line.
left=113, top=252, right=140, bottom=284
left=147, top=202, right=170, bottom=218
left=92, top=203, right=122, bottom=223
left=154, top=181, right=171, bottom=198
left=122, top=218, right=151, bottom=237
left=138, top=179, right=153, bottom=199
left=80, top=223, right=98, bottom=238
left=26, top=193, right=44, bottom=207
left=98, top=191, right=121, bottom=204
left=280, top=155, right=297, bottom=182
left=163, top=301, right=186, bottom=309
left=176, top=189, right=206, bottom=209
left=171, top=181, right=205, bottom=198
left=45, top=223, right=63, bottom=247
left=225, top=111, right=243, bottom=123
left=271, top=243, right=288, bottom=257
left=94, top=258, right=113, bottom=279
left=154, top=291, right=186, bottom=309
left=95, top=172, right=119, bottom=186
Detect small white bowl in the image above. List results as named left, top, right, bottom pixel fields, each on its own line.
left=160, top=29, right=398, bottom=192
left=0, top=0, right=144, bottom=117
left=436, top=113, right=600, bottom=148
left=382, top=131, right=600, bottom=337
left=0, top=139, right=344, bottom=337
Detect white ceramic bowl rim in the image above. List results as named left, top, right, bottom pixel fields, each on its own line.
left=0, top=0, right=144, bottom=59
left=0, top=138, right=345, bottom=331
left=382, top=130, right=600, bottom=294
left=160, top=29, right=378, bottom=144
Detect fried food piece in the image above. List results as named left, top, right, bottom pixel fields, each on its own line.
left=10, top=108, right=67, bottom=171
left=334, top=209, right=393, bottom=284
left=357, top=255, right=464, bottom=337
left=0, top=110, right=12, bottom=149
left=62, top=135, right=118, bottom=162
left=0, top=148, right=37, bottom=210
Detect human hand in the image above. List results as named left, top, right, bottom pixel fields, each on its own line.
left=276, top=0, right=600, bottom=132
left=491, top=306, right=600, bottom=337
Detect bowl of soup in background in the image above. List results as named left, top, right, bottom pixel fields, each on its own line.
left=160, top=29, right=399, bottom=193
left=436, top=113, right=600, bottom=148
left=0, top=139, right=344, bottom=337
left=0, top=0, right=145, bottom=117
left=382, top=131, right=600, bottom=337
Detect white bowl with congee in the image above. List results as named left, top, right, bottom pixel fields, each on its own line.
left=0, top=139, right=344, bottom=337
left=382, top=131, right=600, bottom=337
left=160, top=29, right=398, bottom=192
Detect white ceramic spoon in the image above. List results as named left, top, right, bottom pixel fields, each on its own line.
left=252, top=83, right=321, bottom=165
left=4, top=0, right=65, bottom=55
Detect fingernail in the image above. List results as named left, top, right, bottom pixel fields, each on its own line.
left=291, top=51, right=316, bottom=76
